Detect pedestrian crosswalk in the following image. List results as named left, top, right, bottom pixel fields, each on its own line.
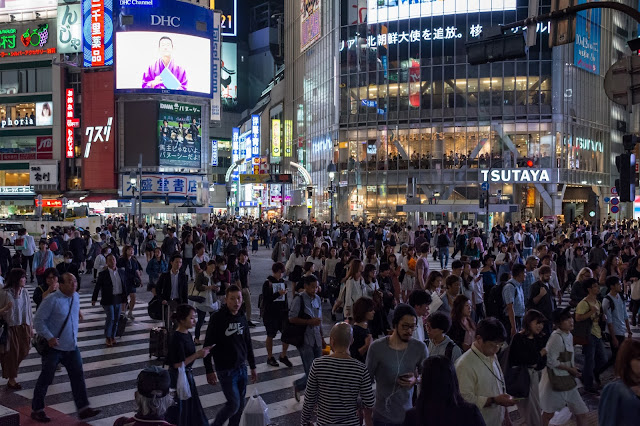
left=4, top=286, right=307, bottom=426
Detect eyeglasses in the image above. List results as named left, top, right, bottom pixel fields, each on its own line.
left=399, top=323, right=417, bottom=331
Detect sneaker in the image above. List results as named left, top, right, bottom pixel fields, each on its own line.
left=31, top=411, right=51, bottom=423
left=267, top=357, right=279, bottom=367
left=78, top=407, right=101, bottom=420
left=293, top=385, right=300, bottom=402
left=279, top=356, right=293, bottom=368
left=127, top=312, right=135, bottom=321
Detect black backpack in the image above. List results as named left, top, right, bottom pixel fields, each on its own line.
left=524, top=233, right=534, bottom=248
left=485, top=281, right=508, bottom=319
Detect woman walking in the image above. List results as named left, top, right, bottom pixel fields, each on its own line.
left=0, top=268, right=33, bottom=390
left=166, top=304, right=211, bottom=426
left=193, top=260, right=219, bottom=345
left=146, top=247, right=168, bottom=295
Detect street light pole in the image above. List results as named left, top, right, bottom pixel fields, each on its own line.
left=129, top=171, right=137, bottom=227
left=327, top=162, right=336, bottom=229
left=137, top=154, right=143, bottom=226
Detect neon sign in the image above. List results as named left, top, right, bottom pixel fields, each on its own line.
left=65, top=89, right=79, bottom=159
left=0, top=25, right=56, bottom=58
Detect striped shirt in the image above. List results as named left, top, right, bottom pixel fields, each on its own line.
left=301, top=356, right=375, bottom=426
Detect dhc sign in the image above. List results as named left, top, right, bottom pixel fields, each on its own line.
left=481, top=169, right=551, bottom=183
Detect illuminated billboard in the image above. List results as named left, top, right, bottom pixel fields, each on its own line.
left=114, top=0, right=213, bottom=97
left=82, top=0, right=114, bottom=67
left=301, top=0, right=321, bottom=52
left=210, top=0, right=237, bottom=37
left=221, top=41, right=237, bottom=108
left=367, top=0, right=517, bottom=24
left=115, top=32, right=211, bottom=96
left=57, top=3, right=82, bottom=54
left=158, top=101, right=202, bottom=168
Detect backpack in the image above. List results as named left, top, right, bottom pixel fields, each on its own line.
left=444, top=341, right=456, bottom=361
left=524, top=233, right=534, bottom=248
left=485, top=281, right=508, bottom=319
left=604, top=295, right=615, bottom=312
left=271, top=243, right=279, bottom=262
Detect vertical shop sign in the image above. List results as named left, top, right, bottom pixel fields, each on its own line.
left=58, top=3, right=83, bottom=53
left=65, top=88, right=79, bottom=158
left=271, top=119, right=281, bottom=158
left=232, top=127, right=239, bottom=162
left=211, top=140, right=218, bottom=166
left=284, top=119, right=292, bottom=157
left=211, top=11, right=222, bottom=122
left=251, top=114, right=260, bottom=174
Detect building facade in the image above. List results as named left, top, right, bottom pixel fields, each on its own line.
left=282, top=0, right=634, bottom=226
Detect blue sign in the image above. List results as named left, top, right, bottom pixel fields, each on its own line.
left=239, top=201, right=258, bottom=207
left=611, top=197, right=619, bottom=206
left=611, top=205, right=620, bottom=214
left=603, top=197, right=610, bottom=203
left=251, top=114, right=260, bottom=160
left=82, top=0, right=114, bottom=67
left=211, top=140, right=218, bottom=166
left=231, top=127, right=239, bottom=161
left=118, top=0, right=156, bottom=6
left=481, top=181, right=489, bottom=191
left=574, top=0, right=600, bottom=75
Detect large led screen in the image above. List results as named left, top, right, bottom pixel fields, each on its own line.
left=0, top=0, right=55, bottom=14
left=115, top=32, right=212, bottom=97
left=158, top=101, right=202, bottom=168
left=367, top=0, right=517, bottom=24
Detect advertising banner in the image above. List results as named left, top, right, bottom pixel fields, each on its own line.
left=232, top=127, right=239, bottom=162
left=121, top=173, right=203, bottom=196
left=367, top=0, right=516, bottom=24
left=82, top=0, right=113, bottom=67
left=210, top=0, right=237, bottom=37
left=114, top=0, right=213, bottom=97
left=65, top=88, right=78, bottom=159
left=0, top=0, right=55, bottom=14
left=0, top=21, right=56, bottom=60
left=35, top=102, right=53, bottom=126
left=251, top=114, right=260, bottom=163
left=57, top=3, right=82, bottom=54
left=211, top=140, right=218, bottom=166
left=574, top=0, right=600, bottom=75
left=82, top=70, right=116, bottom=190
left=211, top=11, right=221, bottom=122
left=300, top=0, right=321, bottom=52
left=284, top=119, right=292, bottom=157
left=158, top=101, right=202, bottom=168
left=221, top=42, right=237, bottom=108
left=271, top=118, right=281, bottom=158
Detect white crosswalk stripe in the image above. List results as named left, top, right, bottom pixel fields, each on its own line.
left=5, top=284, right=307, bottom=425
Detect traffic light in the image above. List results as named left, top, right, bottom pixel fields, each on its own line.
left=615, top=153, right=635, bottom=202
left=466, top=31, right=527, bottom=65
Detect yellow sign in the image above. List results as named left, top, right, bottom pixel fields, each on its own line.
left=307, top=198, right=313, bottom=209
left=239, top=174, right=270, bottom=184
left=271, top=119, right=281, bottom=157
left=284, top=119, right=292, bottom=157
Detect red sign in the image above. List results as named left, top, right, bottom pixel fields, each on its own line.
left=65, top=88, right=76, bottom=158
left=81, top=71, right=116, bottom=190
left=90, top=0, right=105, bottom=66
left=611, top=187, right=618, bottom=195
left=35, top=199, right=63, bottom=208
left=36, top=136, right=53, bottom=159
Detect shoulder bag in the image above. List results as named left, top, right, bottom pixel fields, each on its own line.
left=32, top=297, right=74, bottom=356
left=547, top=334, right=577, bottom=392
left=502, top=341, right=531, bottom=398
left=281, top=295, right=310, bottom=348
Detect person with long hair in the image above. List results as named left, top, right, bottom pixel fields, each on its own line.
left=509, top=309, right=548, bottom=426
left=598, top=338, right=640, bottom=426
left=343, top=259, right=364, bottom=320
left=193, top=260, right=220, bottom=345
left=388, top=253, right=402, bottom=303
left=404, top=356, right=485, bottom=425
left=600, top=253, right=621, bottom=286
left=0, top=268, right=32, bottom=390
left=117, top=245, right=142, bottom=321
left=166, top=304, right=210, bottom=425
left=180, top=233, right=194, bottom=280
left=448, top=295, right=476, bottom=352
left=438, top=275, right=461, bottom=317
left=425, top=270, right=443, bottom=295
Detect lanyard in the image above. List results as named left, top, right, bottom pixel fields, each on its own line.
left=472, top=348, right=506, bottom=393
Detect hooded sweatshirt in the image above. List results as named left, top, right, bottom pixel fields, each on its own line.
left=203, top=305, right=256, bottom=373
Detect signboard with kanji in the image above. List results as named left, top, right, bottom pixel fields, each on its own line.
left=29, top=164, right=57, bottom=185
left=0, top=21, right=57, bottom=60
left=158, top=101, right=202, bottom=168
left=121, top=174, right=203, bottom=197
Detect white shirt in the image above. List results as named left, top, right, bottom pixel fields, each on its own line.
left=170, top=270, right=179, bottom=300
left=109, top=268, right=123, bottom=295
left=456, top=345, right=506, bottom=426
left=22, top=235, right=36, bottom=256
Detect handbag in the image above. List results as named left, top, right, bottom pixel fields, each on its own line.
left=547, top=335, right=577, bottom=392
left=32, top=297, right=74, bottom=356
left=281, top=295, right=310, bottom=347
left=188, top=279, right=206, bottom=304
left=504, top=365, right=531, bottom=398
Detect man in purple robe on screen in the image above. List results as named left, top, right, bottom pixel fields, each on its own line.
left=141, top=36, right=188, bottom=90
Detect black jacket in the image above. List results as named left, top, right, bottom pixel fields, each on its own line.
left=157, top=270, right=188, bottom=304
left=203, top=305, right=256, bottom=374
left=92, top=268, right=127, bottom=305
left=56, top=261, right=81, bottom=290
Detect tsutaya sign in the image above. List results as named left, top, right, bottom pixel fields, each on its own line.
left=481, top=169, right=551, bottom=183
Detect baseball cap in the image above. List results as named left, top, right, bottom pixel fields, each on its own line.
left=137, top=366, right=170, bottom=398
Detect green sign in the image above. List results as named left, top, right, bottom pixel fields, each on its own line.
left=158, top=101, right=202, bottom=168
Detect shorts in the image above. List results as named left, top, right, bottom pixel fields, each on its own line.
left=264, top=310, right=286, bottom=338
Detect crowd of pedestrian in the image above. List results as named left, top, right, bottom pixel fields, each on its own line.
left=0, top=217, right=638, bottom=426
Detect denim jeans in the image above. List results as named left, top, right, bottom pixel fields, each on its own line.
left=294, top=344, right=322, bottom=392
left=32, top=347, right=89, bottom=412
left=103, top=303, right=121, bottom=338
left=438, top=246, right=450, bottom=269
left=582, top=333, right=607, bottom=389
left=212, top=365, right=248, bottom=426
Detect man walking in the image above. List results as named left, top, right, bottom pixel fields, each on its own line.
left=366, top=304, right=428, bottom=425
left=92, top=254, right=126, bottom=347
left=157, top=254, right=188, bottom=328
left=31, top=273, right=101, bottom=423
left=203, top=285, right=258, bottom=426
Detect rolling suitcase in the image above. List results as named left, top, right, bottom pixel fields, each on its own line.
left=116, top=313, right=128, bottom=337
left=149, top=305, right=169, bottom=359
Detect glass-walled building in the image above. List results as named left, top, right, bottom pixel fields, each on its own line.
left=281, top=0, right=631, bottom=225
